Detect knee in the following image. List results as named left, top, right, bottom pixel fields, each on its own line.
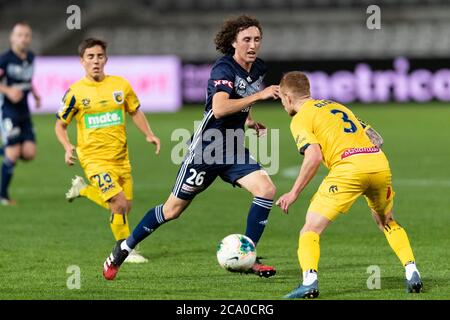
left=21, top=152, right=35, bottom=161
left=109, top=197, right=128, bottom=214
left=162, top=202, right=184, bottom=221
left=20, top=145, right=36, bottom=161
left=255, top=182, right=277, bottom=199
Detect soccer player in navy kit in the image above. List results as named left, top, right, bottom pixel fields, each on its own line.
left=103, top=15, right=280, bottom=280
left=0, top=22, right=41, bottom=205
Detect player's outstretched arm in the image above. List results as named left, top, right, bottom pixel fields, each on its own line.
left=55, top=119, right=76, bottom=166
left=276, top=144, right=323, bottom=214
left=130, top=110, right=161, bottom=154
left=212, top=85, right=279, bottom=119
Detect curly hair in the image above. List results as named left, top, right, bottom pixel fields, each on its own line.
left=214, top=15, right=262, bottom=55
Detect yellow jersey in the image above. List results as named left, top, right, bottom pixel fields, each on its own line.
left=290, top=99, right=389, bottom=172
left=57, top=75, right=140, bottom=176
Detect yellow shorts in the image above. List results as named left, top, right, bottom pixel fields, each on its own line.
left=308, top=169, right=394, bottom=221
left=88, top=169, right=133, bottom=202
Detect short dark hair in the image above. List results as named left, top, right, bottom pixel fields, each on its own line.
left=12, top=21, right=31, bottom=30
left=280, top=71, right=311, bottom=97
left=78, top=38, right=107, bottom=57
left=214, top=15, right=262, bottom=55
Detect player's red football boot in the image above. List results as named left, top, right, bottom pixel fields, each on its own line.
left=250, top=258, right=276, bottom=278
left=103, top=240, right=129, bottom=280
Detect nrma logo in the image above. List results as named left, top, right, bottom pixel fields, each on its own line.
left=85, top=110, right=124, bottom=129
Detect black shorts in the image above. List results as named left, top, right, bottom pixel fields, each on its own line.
left=0, top=115, right=36, bottom=146
left=171, top=148, right=262, bottom=200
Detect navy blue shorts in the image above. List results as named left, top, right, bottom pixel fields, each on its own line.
left=172, top=148, right=262, bottom=200
left=0, top=115, right=36, bottom=146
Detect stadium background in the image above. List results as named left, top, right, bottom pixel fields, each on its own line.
left=0, top=0, right=449, bottom=300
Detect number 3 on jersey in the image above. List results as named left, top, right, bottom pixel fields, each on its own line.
left=186, top=169, right=206, bottom=186
left=331, top=109, right=357, bottom=133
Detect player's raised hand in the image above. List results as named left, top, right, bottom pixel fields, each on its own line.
left=258, top=85, right=280, bottom=101
left=146, top=135, right=161, bottom=155
left=6, top=86, right=24, bottom=103
left=64, top=145, right=77, bottom=166
left=276, top=191, right=299, bottom=214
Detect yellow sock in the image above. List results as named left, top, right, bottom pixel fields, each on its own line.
left=383, top=220, right=415, bottom=266
left=298, top=231, right=320, bottom=272
left=110, top=213, right=130, bottom=241
left=80, top=185, right=109, bottom=210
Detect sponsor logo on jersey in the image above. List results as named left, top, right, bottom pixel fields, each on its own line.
left=295, top=135, right=306, bottom=146
left=181, top=183, right=200, bottom=194
left=329, top=185, right=338, bottom=193
left=6, top=62, right=34, bottom=81
left=84, top=110, right=124, bottom=129
left=81, top=98, right=90, bottom=107
left=100, top=182, right=116, bottom=194
left=341, top=146, right=380, bottom=159
left=113, top=91, right=124, bottom=104
left=214, top=80, right=233, bottom=88
left=234, top=75, right=264, bottom=97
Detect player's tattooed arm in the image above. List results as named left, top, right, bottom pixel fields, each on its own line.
left=366, top=127, right=384, bottom=148
left=358, top=118, right=384, bottom=148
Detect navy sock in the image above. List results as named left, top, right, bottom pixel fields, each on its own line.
left=1, top=157, right=15, bottom=199
left=126, top=204, right=167, bottom=249
left=245, top=197, right=273, bottom=246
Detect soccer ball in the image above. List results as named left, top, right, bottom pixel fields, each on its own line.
left=216, top=234, right=256, bottom=272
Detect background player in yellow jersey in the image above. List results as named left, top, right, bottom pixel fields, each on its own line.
left=276, top=71, right=422, bottom=298
left=55, top=38, right=161, bottom=263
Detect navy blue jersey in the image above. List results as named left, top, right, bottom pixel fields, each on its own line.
left=189, top=55, right=266, bottom=158
left=0, top=49, right=35, bottom=119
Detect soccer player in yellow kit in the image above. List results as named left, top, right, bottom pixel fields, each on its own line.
left=276, top=71, right=422, bottom=298
left=55, top=38, right=161, bottom=263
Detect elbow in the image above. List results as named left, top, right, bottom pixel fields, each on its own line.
left=307, top=149, right=323, bottom=167
left=310, top=154, right=322, bottom=168
left=55, top=120, right=67, bottom=131
left=212, top=104, right=224, bottom=119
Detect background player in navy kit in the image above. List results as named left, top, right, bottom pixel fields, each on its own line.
left=0, top=22, right=41, bottom=205
left=103, top=15, right=280, bottom=280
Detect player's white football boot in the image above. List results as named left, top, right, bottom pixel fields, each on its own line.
left=0, top=197, right=16, bottom=206
left=65, top=175, right=87, bottom=202
left=124, top=249, right=148, bottom=263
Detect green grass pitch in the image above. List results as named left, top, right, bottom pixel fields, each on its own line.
left=0, top=102, right=449, bottom=300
